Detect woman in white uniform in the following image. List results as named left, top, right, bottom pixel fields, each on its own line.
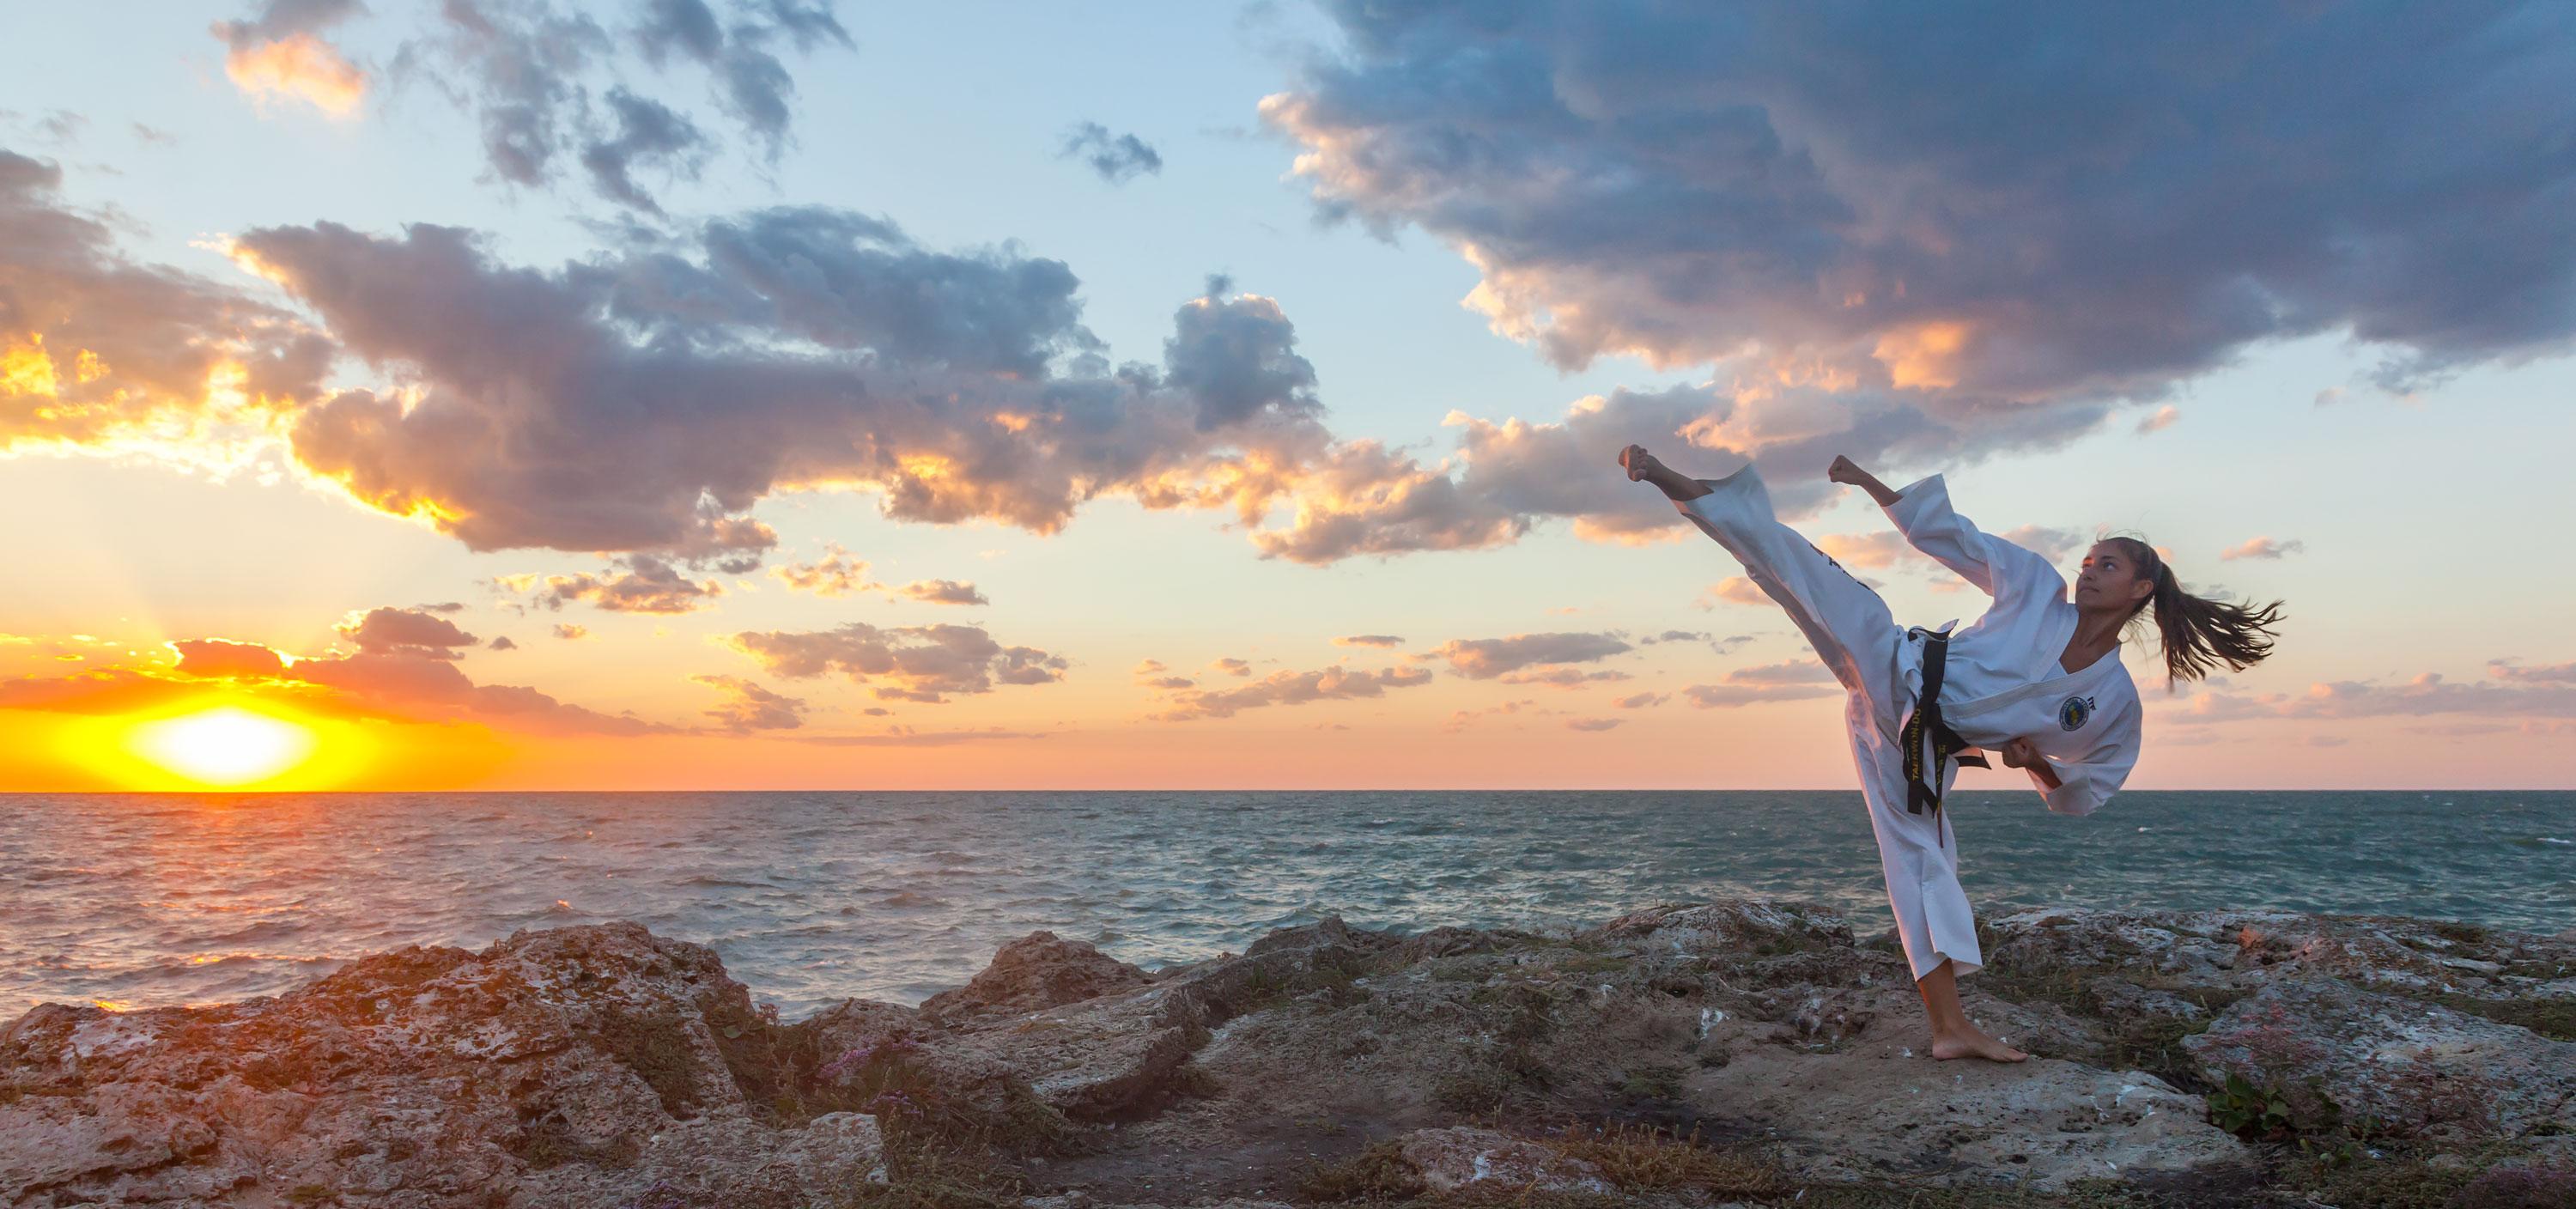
left=1617, top=444, right=2285, bottom=1062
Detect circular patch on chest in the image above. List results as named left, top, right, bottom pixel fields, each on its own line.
left=2058, top=694, right=2096, bottom=732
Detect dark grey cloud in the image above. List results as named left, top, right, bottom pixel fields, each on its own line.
left=488, top=635, right=519, bottom=650
left=724, top=621, right=1067, bottom=704
left=1267, top=1, right=2576, bottom=413
left=580, top=89, right=711, bottom=216
left=1416, top=631, right=1632, bottom=679
left=392, top=0, right=851, bottom=211
left=1160, top=275, right=1321, bottom=432
left=337, top=605, right=477, bottom=659
left=213, top=0, right=368, bottom=49
left=500, top=554, right=727, bottom=614
left=227, top=216, right=1343, bottom=559
left=1059, top=121, right=1163, bottom=185
left=1333, top=634, right=1404, bottom=648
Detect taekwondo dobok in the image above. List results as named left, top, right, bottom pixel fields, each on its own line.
left=1672, top=463, right=2143, bottom=983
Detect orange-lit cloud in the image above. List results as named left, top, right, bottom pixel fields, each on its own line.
left=2220, top=536, right=2306, bottom=562
left=218, top=32, right=368, bottom=117
left=1145, top=663, right=1434, bottom=721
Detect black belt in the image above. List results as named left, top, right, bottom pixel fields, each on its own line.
left=1900, top=627, right=1988, bottom=847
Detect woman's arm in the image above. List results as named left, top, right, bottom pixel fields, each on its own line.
left=1833, top=458, right=2066, bottom=602
left=1828, top=455, right=1904, bottom=507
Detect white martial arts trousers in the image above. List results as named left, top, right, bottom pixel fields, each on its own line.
left=1673, top=463, right=1983, bottom=983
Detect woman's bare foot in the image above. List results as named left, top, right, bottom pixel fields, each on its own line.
left=1929, top=1026, right=2028, bottom=1062
left=1618, top=444, right=1662, bottom=481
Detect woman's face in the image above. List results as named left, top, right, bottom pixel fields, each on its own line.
left=2076, top=543, right=2152, bottom=611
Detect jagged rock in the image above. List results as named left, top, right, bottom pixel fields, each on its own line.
left=930, top=914, right=1397, bottom=1122
left=10, top=902, right=2573, bottom=1207
left=1393, top=1126, right=1614, bottom=1194
left=0, top=922, right=876, bottom=1208
left=1581, top=900, right=1857, bottom=960
left=2182, top=975, right=2576, bottom=1141
left=1708, top=1037, right=2248, bottom=1191
left=919, top=932, right=1152, bottom=1028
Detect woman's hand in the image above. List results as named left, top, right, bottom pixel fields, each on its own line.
left=1994, top=736, right=2044, bottom=769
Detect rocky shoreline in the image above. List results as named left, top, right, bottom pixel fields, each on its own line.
left=6, top=900, right=2574, bottom=1208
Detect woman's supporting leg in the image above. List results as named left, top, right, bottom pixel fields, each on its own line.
left=1914, top=959, right=2028, bottom=1062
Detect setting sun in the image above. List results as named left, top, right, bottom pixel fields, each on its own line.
left=123, top=706, right=318, bottom=787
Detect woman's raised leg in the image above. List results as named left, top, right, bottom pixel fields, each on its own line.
left=1622, top=446, right=1898, bottom=701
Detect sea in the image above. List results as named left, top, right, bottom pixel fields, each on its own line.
left=4, top=790, right=2571, bottom=1020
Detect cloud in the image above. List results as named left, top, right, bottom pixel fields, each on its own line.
left=2153, top=668, right=2576, bottom=722
left=895, top=578, right=987, bottom=605
left=1680, top=682, right=1841, bottom=709
left=1059, top=121, right=1163, bottom=184
left=1162, top=275, right=1322, bottom=432
left=1131, top=658, right=1194, bottom=690
left=1145, top=663, right=1433, bottom=720
left=212, top=0, right=370, bottom=118
left=0, top=152, right=331, bottom=466
left=789, top=725, right=1053, bottom=746
left=497, top=554, right=727, bottom=614
left=770, top=543, right=878, bottom=596
left=1697, top=578, right=1771, bottom=610
left=1415, top=631, right=1632, bottom=680
left=1722, top=658, right=1835, bottom=685
left=580, top=88, right=712, bottom=216
left=2219, top=536, right=2306, bottom=562
left=167, top=638, right=290, bottom=678
left=1676, top=655, right=1844, bottom=709
left=1438, top=696, right=1538, bottom=732
left=386, top=0, right=851, bottom=210
left=1265, top=3, right=2576, bottom=415
left=337, top=605, right=477, bottom=659
left=553, top=623, right=590, bottom=641
left=1635, top=630, right=1704, bottom=645
left=1494, top=667, right=1632, bottom=689
left=1209, top=658, right=1253, bottom=677
left=4, top=617, right=676, bottom=738
left=723, top=621, right=1067, bottom=703
left=2135, top=404, right=2179, bottom=434
left=1334, top=634, right=1404, bottom=647
left=1811, top=531, right=1914, bottom=571
left=1613, top=691, right=1668, bottom=708
left=689, top=672, right=806, bottom=732
left=223, top=216, right=1345, bottom=560
left=1565, top=717, right=1623, bottom=732
left=2489, top=659, right=2576, bottom=683
left=488, top=635, right=519, bottom=651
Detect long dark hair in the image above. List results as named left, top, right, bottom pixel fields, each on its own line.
left=2096, top=535, right=2287, bottom=694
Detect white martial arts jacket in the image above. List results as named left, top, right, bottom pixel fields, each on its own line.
left=1882, top=474, right=2143, bottom=818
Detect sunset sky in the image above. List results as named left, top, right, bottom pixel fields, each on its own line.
left=4, top=2, right=2572, bottom=792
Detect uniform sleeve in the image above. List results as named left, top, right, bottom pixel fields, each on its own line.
left=1882, top=473, right=2069, bottom=604
left=2029, top=687, right=2142, bottom=817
